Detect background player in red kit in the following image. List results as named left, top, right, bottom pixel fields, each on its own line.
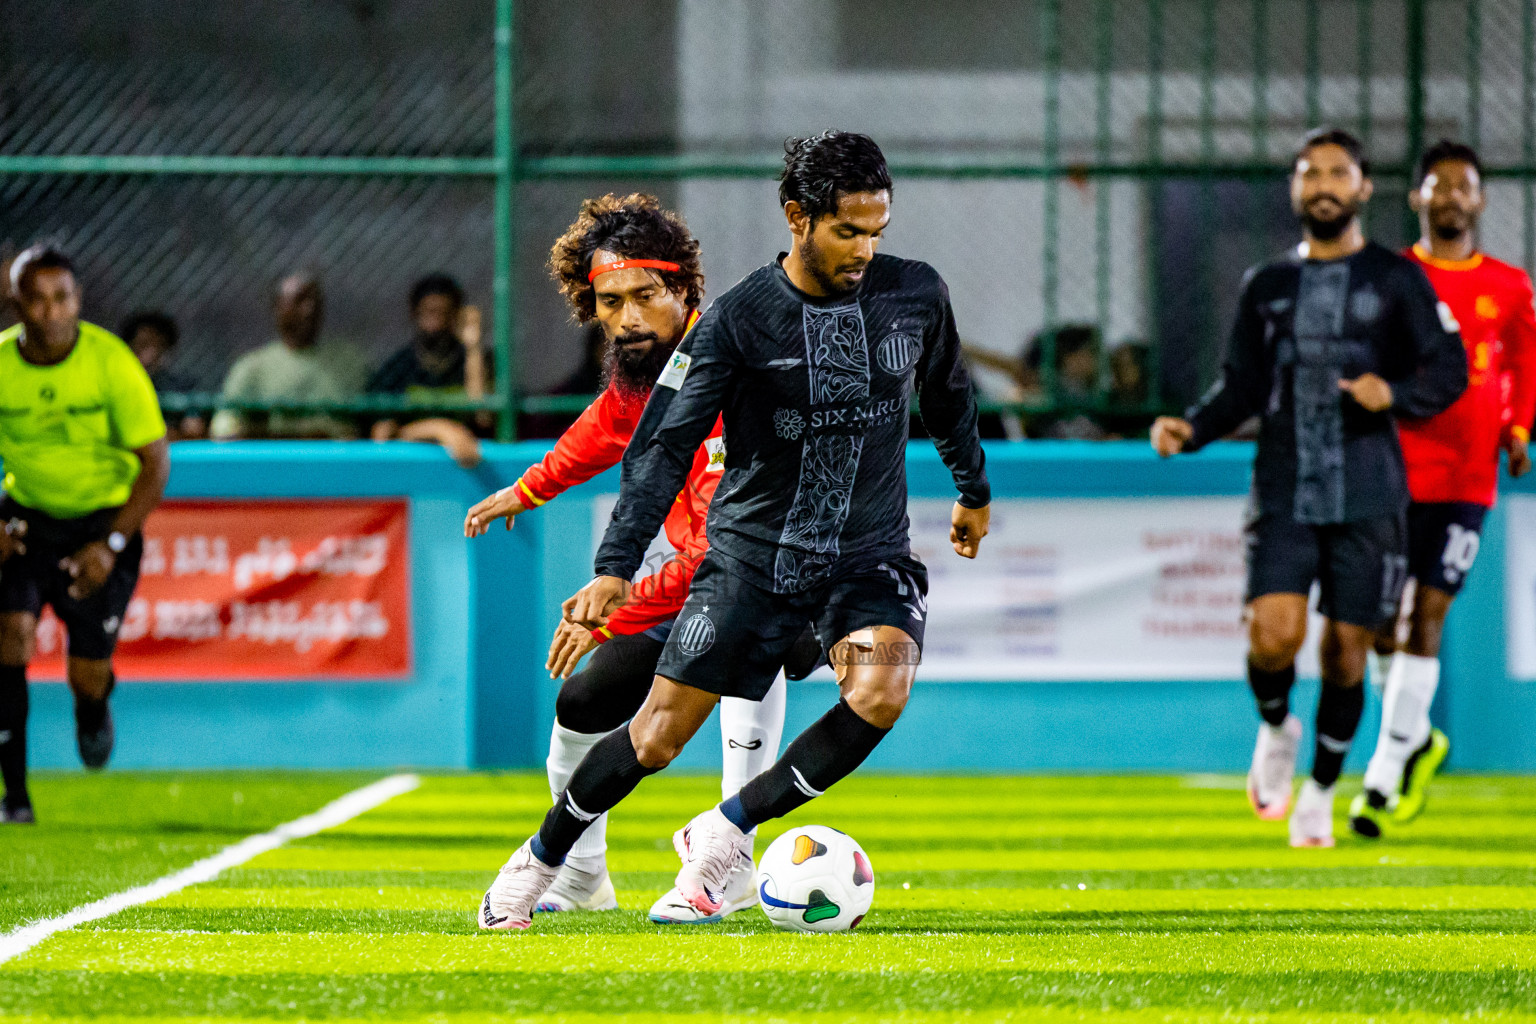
left=1351, top=140, right=1536, bottom=837
left=464, top=195, right=810, bottom=921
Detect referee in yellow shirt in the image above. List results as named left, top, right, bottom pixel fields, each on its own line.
left=0, top=246, right=170, bottom=824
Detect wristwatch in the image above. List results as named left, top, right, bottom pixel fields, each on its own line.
left=105, top=531, right=128, bottom=554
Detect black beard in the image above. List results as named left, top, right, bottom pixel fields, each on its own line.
left=416, top=329, right=459, bottom=355
left=1301, top=209, right=1355, bottom=241
left=1431, top=220, right=1468, bottom=242
left=602, top=333, right=674, bottom=400
left=799, top=235, right=857, bottom=298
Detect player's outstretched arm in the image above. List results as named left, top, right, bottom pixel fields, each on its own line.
left=465, top=386, right=639, bottom=537
left=1183, top=270, right=1271, bottom=448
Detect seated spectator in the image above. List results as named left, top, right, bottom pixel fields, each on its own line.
left=210, top=272, right=368, bottom=440
left=120, top=310, right=207, bottom=440
left=1098, top=341, right=1157, bottom=440
left=963, top=324, right=1109, bottom=439
left=368, top=274, right=485, bottom=467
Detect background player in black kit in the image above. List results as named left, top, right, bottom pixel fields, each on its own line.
left=478, top=131, right=992, bottom=930
left=1152, top=128, right=1466, bottom=848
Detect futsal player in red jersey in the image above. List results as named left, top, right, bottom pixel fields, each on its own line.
left=1351, top=140, right=1536, bottom=837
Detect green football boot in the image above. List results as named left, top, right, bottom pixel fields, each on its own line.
left=1393, top=728, right=1450, bottom=824
left=1348, top=789, right=1390, bottom=839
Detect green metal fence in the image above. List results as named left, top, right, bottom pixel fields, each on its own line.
left=4, top=0, right=1535, bottom=439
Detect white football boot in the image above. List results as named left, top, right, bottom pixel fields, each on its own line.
left=534, top=859, right=619, bottom=914
left=649, top=848, right=758, bottom=924
left=1288, top=779, right=1337, bottom=848
left=671, top=806, right=754, bottom=915
left=1247, top=714, right=1302, bottom=821
left=478, top=840, right=561, bottom=930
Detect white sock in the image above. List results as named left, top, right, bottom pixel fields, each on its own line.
left=547, top=720, right=613, bottom=866
left=1363, top=653, right=1440, bottom=796
left=719, top=671, right=789, bottom=835
left=1367, top=650, right=1394, bottom=698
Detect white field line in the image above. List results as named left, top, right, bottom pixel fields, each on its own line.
left=0, top=772, right=420, bottom=965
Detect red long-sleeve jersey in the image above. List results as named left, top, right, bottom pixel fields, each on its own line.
left=511, top=314, right=724, bottom=640
left=1399, top=244, right=1536, bottom=507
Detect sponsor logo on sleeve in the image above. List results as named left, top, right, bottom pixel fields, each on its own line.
left=657, top=351, right=692, bottom=390
left=704, top=435, right=727, bottom=472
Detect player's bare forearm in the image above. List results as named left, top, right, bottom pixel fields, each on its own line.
left=110, top=437, right=170, bottom=539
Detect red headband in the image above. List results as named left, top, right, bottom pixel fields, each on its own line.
left=587, top=259, right=681, bottom=282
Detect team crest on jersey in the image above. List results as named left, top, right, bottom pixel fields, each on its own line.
left=1349, top=288, right=1381, bottom=324
left=704, top=435, right=726, bottom=472
left=677, top=611, right=716, bottom=656
left=875, top=332, right=921, bottom=375
left=1476, top=294, right=1500, bottom=321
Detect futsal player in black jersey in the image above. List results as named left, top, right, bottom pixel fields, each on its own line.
left=1153, top=128, right=1467, bottom=847
left=479, top=132, right=992, bottom=930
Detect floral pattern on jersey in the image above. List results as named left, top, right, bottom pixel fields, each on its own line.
left=775, top=433, right=865, bottom=592
left=772, top=302, right=874, bottom=593
left=803, top=303, right=871, bottom=405
left=774, top=408, right=805, bottom=440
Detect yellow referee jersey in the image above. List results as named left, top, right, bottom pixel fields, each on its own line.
left=0, top=321, right=167, bottom=518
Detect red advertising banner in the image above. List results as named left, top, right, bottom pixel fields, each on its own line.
left=31, top=500, right=412, bottom=681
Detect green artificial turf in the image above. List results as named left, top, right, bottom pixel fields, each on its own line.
left=0, top=772, right=372, bottom=932
left=2, top=772, right=1535, bottom=1021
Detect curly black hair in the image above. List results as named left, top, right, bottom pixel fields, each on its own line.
left=778, top=131, right=893, bottom=222
left=1417, top=138, right=1483, bottom=186
left=548, top=193, right=704, bottom=322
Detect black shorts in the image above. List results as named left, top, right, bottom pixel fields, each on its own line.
left=1245, top=511, right=1407, bottom=628
left=557, top=620, right=826, bottom=732
left=656, top=551, right=928, bottom=700
left=1406, top=501, right=1487, bottom=596
left=0, top=498, right=143, bottom=660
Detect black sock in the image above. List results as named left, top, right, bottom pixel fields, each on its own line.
left=0, top=665, right=29, bottom=808
left=532, top=726, right=660, bottom=866
left=723, top=699, right=890, bottom=832
left=1248, top=660, right=1295, bottom=727
left=75, top=673, right=113, bottom=734
left=1312, top=678, right=1365, bottom=788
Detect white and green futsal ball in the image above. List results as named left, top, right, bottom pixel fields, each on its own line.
left=757, top=824, right=874, bottom=932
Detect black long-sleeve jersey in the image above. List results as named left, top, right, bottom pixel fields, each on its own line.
left=594, top=253, right=991, bottom=595
left=1186, top=241, right=1468, bottom=524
